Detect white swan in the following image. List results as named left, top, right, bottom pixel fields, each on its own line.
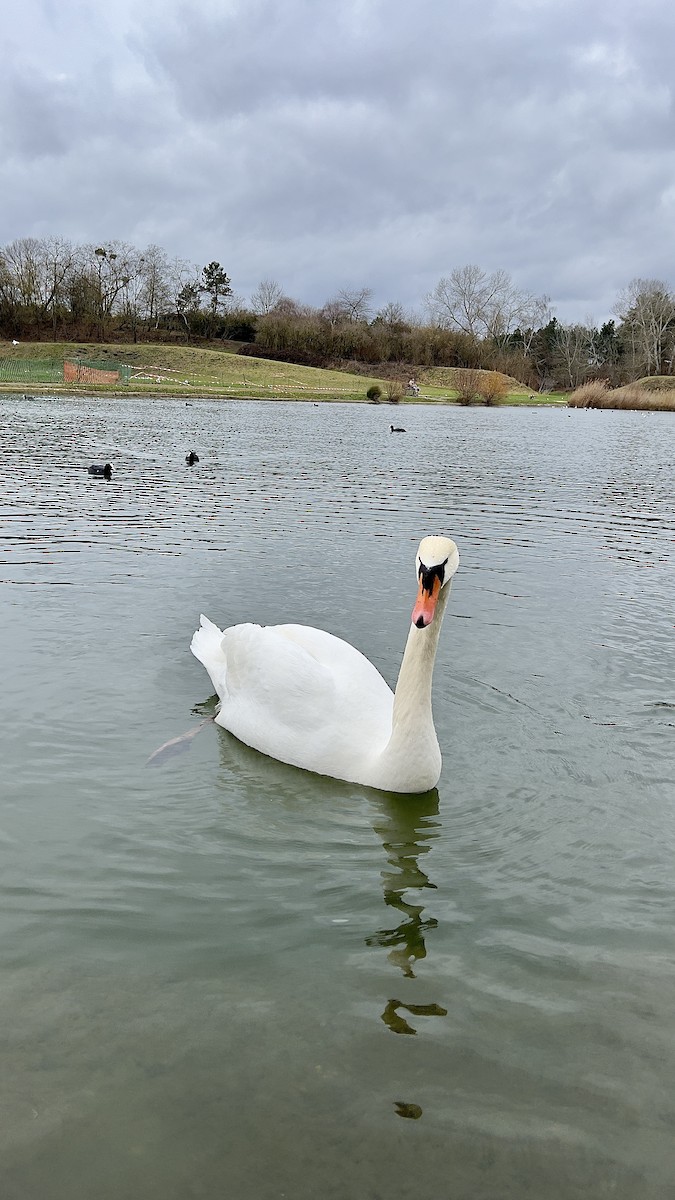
left=190, top=535, right=459, bottom=793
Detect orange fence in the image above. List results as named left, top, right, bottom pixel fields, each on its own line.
left=63, top=362, right=121, bottom=385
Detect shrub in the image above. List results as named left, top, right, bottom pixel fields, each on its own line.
left=366, top=384, right=382, bottom=403
left=453, top=368, right=483, bottom=405
left=385, top=380, right=404, bottom=403
left=477, top=371, right=509, bottom=406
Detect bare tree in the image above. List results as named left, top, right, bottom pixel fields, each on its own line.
left=273, top=296, right=311, bottom=318
left=2, top=238, right=42, bottom=311
left=81, top=242, right=138, bottom=337
left=374, top=301, right=409, bottom=328
left=139, top=244, right=171, bottom=330
left=518, top=295, right=552, bottom=356
left=487, top=287, right=552, bottom=349
left=167, top=258, right=202, bottom=340
left=319, top=298, right=344, bottom=330
left=115, top=247, right=149, bottom=342
left=479, top=270, right=525, bottom=343
left=426, top=264, right=548, bottom=347
left=320, top=287, right=373, bottom=328
left=250, top=278, right=284, bottom=315
left=614, top=278, right=675, bottom=377
left=1, top=237, right=76, bottom=337
left=425, top=265, right=495, bottom=336
left=0, top=251, right=15, bottom=322
left=337, top=287, right=373, bottom=322
left=40, top=237, right=75, bottom=339
left=553, top=323, right=594, bottom=388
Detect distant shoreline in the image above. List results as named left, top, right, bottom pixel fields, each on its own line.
left=0, top=341, right=560, bottom=405
left=1, top=384, right=564, bottom=406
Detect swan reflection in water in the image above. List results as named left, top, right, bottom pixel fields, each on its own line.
left=150, top=706, right=447, bottom=1041
left=153, top=703, right=447, bottom=1000
left=150, top=710, right=447, bottom=1119
left=366, top=791, right=448, bottom=1037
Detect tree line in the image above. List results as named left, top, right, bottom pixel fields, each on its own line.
left=2, top=237, right=674, bottom=389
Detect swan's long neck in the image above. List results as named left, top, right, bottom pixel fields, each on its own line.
left=392, top=581, right=450, bottom=731
left=371, top=583, right=451, bottom=792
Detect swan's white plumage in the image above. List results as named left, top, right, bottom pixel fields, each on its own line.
left=191, top=536, right=458, bottom=793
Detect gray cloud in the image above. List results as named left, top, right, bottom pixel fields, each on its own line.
left=2, top=0, right=675, bottom=322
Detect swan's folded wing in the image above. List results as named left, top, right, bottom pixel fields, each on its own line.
left=222, top=623, right=336, bottom=730
left=216, top=622, right=394, bottom=778
left=273, top=624, right=392, bottom=692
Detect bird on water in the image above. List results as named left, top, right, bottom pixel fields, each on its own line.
left=190, top=536, right=459, bottom=793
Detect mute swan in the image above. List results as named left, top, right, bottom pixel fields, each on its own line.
left=191, top=536, right=459, bottom=793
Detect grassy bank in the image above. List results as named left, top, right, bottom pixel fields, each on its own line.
left=0, top=340, right=558, bottom=404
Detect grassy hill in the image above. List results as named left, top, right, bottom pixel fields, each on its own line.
left=414, top=365, right=532, bottom=396
left=0, top=340, right=550, bottom=404
left=635, top=376, right=675, bottom=391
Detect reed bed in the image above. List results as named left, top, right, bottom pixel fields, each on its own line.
left=568, top=381, right=675, bottom=411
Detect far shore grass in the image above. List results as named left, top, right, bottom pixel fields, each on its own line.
left=567, top=378, right=675, bottom=411
left=0, top=340, right=566, bottom=405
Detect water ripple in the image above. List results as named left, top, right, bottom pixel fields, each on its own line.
left=1, top=396, right=674, bottom=1196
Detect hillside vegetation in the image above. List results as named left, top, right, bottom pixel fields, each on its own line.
left=3, top=239, right=675, bottom=392
left=0, top=341, right=544, bottom=404
left=635, top=376, right=675, bottom=391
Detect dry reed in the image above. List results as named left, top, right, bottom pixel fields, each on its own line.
left=568, top=381, right=675, bottom=411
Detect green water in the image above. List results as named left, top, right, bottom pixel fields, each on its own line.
left=1, top=397, right=674, bottom=1198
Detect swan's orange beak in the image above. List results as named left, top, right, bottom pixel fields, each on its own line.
left=411, top=573, right=441, bottom=628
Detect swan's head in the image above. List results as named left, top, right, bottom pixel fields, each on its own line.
left=412, top=536, right=459, bottom=629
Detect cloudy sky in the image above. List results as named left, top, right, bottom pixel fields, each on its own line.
left=2, top=0, right=674, bottom=323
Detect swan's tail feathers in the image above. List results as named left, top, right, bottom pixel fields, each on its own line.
left=190, top=614, right=223, bottom=665
left=190, top=615, right=227, bottom=694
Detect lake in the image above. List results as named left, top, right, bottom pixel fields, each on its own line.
left=1, top=395, right=673, bottom=1199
